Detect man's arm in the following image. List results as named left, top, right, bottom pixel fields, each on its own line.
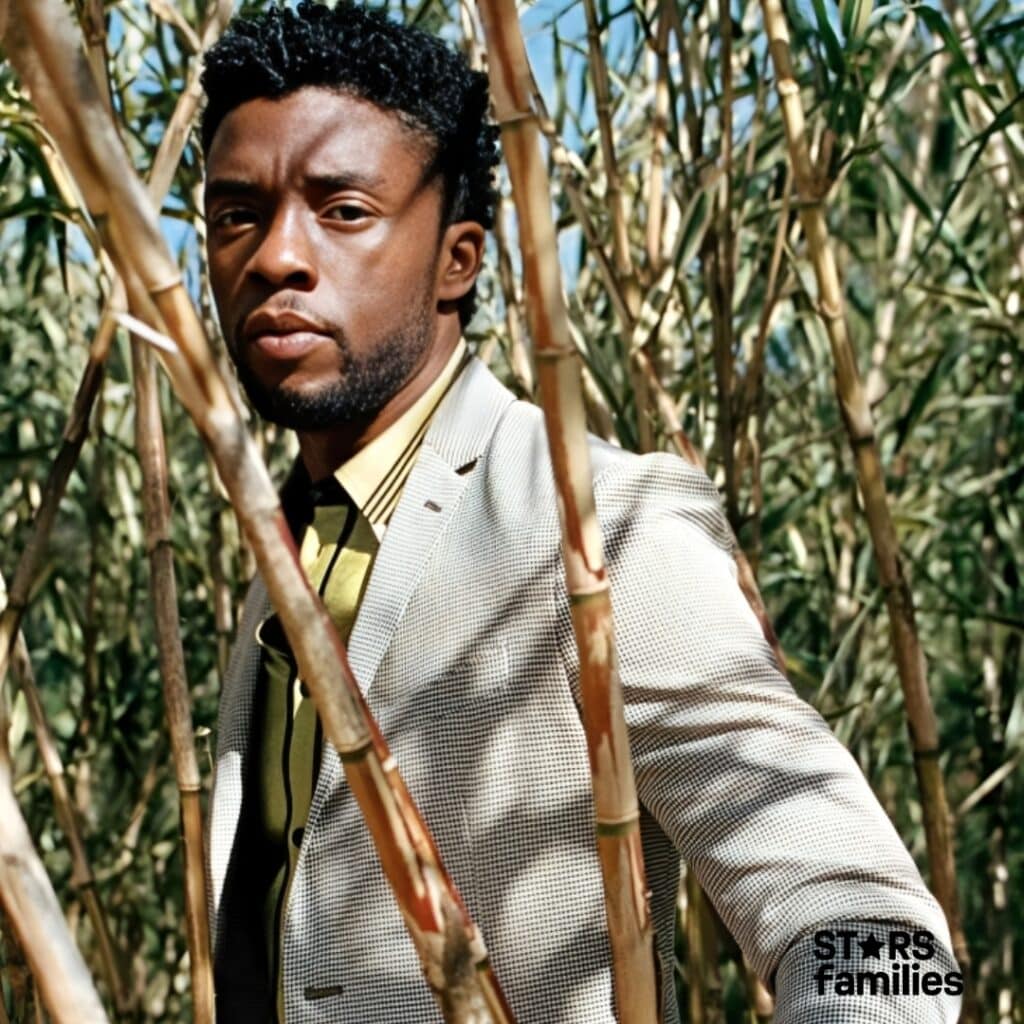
left=591, top=451, right=962, bottom=1023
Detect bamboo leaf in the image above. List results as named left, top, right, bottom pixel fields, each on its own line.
left=810, top=0, right=846, bottom=75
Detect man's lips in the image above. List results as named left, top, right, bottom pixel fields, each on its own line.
left=242, top=309, right=335, bottom=361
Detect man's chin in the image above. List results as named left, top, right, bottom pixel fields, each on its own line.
left=238, top=371, right=392, bottom=432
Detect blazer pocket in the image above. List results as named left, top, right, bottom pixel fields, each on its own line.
left=423, top=640, right=510, bottom=719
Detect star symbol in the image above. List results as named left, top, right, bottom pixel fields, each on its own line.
left=859, top=933, right=884, bottom=958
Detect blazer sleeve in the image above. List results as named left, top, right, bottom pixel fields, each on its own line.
left=591, top=451, right=962, bottom=1023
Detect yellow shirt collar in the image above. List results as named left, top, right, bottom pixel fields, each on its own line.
left=333, top=338, right=468, bottom=534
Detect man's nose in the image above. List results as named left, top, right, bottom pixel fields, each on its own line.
left=246, top=207, right=317, bottom=289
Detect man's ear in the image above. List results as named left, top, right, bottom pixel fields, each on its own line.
left=436, top=220, right=486, bottom=303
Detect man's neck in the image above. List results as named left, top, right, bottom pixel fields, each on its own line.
left=296, top=332, right=461, bottom=482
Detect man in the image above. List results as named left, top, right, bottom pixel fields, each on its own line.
left=200, top=3, right=962, bottom=1022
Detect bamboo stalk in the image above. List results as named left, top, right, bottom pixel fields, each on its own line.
left=0, top=294, right=118, bottom=697
left=711, top=1, right=739, bottom=525
left=531, top=86, right=788, bottom=675
left=580, top=0, right=652, bottom=452
left=0, top=912, right=34, bottom=1024
left=581, top=0, right=635, bottom=303
left=129, top=340, right=214, bottom=1024
left=0, top=646, right=109, bottom=1024
left=0, top=774, right=111, bottom=1024
left=865, top=56, right=943, bottom=407
left=758, top=0, right=973, bottom=1003
left=0, top=0, right=232, bottom=702
left=0, top=11, right=232, bottom=1012
left=492, top=196, right=535, bottom=396
left=684, top=870, right=722, bottom=1024
left=4, top=5, right=514, bottom=1018
left=642, top=3, right=670, bottom=280
left=941, top=1, right=1024, bottom=286
left=6, top=618, right=129, bottom=1011
left=78, top=0, right=113, bottom=117
left=474, top=2, right=658, bottom=1020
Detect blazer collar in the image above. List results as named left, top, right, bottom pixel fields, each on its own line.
left=420, top=353, right=518, bottom=472
left=343, top=355, right=517, bottom=693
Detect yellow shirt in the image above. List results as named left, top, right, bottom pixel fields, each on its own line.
left=253, top=339, right=471, bottom=1015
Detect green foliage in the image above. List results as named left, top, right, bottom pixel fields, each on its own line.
left=0, top=0, right=1021, bottom=1021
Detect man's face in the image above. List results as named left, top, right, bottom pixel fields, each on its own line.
left=204, top=87, right=448, bottom=430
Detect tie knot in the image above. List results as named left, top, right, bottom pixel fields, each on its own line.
left=309, top=476, right=351, bottom=508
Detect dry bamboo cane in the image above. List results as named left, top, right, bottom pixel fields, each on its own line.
left=4, top=601, right=130, bottom=1011
left=0, top=12, right=232, bottom=1013
left=580, top=0, right=653, bottom=453
left=130, top=340, right=214, bottom=1024
left=0, top=0, right=232, bottom=700
left=0, top=771, right=110, bottom=1024
left=0, top=300, right=118, bottom=696
left=0, top=635, right=109, bottom=1024
left=474, top=2, right=659, bottom=1021
left=3, top=5, right=514, bottom=1019
left=758, top=0, right=974, bottom=1004
left=533, top=95, right=786, bottom=675
left=643, top=3, right=670, bottom=279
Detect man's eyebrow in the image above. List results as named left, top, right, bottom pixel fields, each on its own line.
left=204, top=177, right=262, bottom=203
left=303, top=171, right=388, bottom=193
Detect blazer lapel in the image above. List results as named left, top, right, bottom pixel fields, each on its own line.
left=346, top=355, right=517, bottom=693
left=305, top=356, right=516, bottom=829
left=212, top=356, right=517, bottom=927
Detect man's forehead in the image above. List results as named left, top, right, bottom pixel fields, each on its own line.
left=205, top=87, right=435, bottom=181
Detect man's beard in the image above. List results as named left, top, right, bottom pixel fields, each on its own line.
left=232, top=306, right=433, bottom=431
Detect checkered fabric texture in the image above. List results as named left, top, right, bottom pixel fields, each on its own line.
left=208, top=357, right=961, bottom=1023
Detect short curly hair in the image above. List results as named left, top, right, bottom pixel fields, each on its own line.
left=200, top=0, right=500, bottom=326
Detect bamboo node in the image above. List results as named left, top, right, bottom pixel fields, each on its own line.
left=144, top=535, right=174, bottom=556
left=534, top=345, right=578, bottom=362
left=148, top=275, right=184, bottom=297
left=337, top=741, right=374, bottom=763
left=568, top=581, right=611, bottom=605
left=817, top=299, right=843, bottom=322
left=777, top=77, right=799, bottom=98
left=912, top=747, right=941, bottom=762
left=596, top=813, right=640, bottom=837
left=494, top=108, right=534, bottom=127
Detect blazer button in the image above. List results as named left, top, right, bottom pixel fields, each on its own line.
left=292, top=827, right=304, bottom=847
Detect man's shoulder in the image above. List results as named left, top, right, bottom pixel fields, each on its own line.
left=475, top=387, right=733, bottom=557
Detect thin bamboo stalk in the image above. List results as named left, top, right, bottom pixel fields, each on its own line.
left=492, top=197, right=535, bottom=396
left=742, top=960, right=774, bottom=1023
left=0, top=655, right=109, bottom=1024
left=865, top=56, right=943, bottom=407
left=207, top=468, right=234, bottom=682
left=532, top=87, right=788, bottom=675
left=0, top=0, right=232, bottom=701
left=7, top=618, right=129, bottom=1011
left=941, top=0, right=1024, bottom=284
left=474, top=2, right=658, bottom=1020
left=711, top=0, right=739, bottom=525
left=580, top=0, right=651, bottom=452
left=130, top=340, right=213, bottom=1024
left=581, top=0, right=635, bottom=302
left=78, top=0, right=112, bottom=117
left=643, top=4, right=670, bottom=279
left=0, top=912, right=34, bottom=1024
left=758, top=0, right=974, bottom=1006
left=4, top=5, right=513, bottom=1019
left=0, top=293, right=119, bottom=696
left=684, top=870, right=722, bottom=1024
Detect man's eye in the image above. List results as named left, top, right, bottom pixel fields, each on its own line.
left=212, top=208, right=256, bottom=229
left=325, top=203, right=369, bottom=223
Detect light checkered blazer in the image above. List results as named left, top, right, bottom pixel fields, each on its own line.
left=209, top=356, right=962, bottom=1023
